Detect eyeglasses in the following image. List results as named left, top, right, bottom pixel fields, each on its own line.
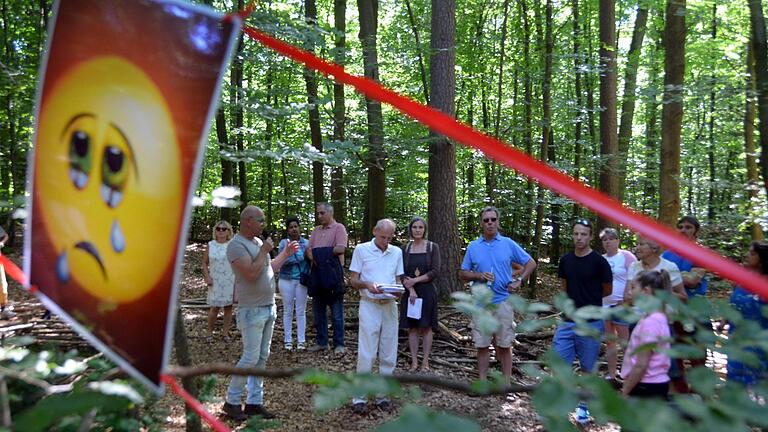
left=482, top=217, right=497, bottom=223
left=253, top=217, right=265, bottom=223
left=574, top=218, right=591, bottom=227
left=215, top=227, right=229, bottom=232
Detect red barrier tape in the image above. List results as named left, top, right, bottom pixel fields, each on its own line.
left=242, top=25, right=768, bottom=298
left=160, top=375, right=231, bottom=432
left=0, top=254, right=28, bottom=287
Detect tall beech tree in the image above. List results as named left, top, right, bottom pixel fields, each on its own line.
left=659, top=0, right=686, bottom=226
left=597, top=0, right=618, bottom=234
left=428, top=0, right=462, bottom=296
left=358, top=0, right=386, bottom=233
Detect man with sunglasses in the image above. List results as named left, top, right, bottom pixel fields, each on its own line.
left=222, top=205, right=299, bottom=421
left=459, top=206, right=537, bottom=381
left=553, top=218, right=612, bottom=423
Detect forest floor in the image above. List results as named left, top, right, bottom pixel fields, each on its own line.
left=0, top=243, right=734, bottom=431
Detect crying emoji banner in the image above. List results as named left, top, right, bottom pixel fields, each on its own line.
left=26, top=0, right=241, bottom=392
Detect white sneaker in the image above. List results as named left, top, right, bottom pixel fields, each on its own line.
left=296, top=342, right=306, bottom=351
left=284, top=343, right=293, bottom=351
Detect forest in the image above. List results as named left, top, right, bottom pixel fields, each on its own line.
left=2, top=0, right=768, bottom=430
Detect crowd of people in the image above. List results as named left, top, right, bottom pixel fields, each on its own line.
left=198, top=203, right=767, bottom=423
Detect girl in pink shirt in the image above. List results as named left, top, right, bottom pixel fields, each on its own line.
left=620, top=270, right=672, bottom=398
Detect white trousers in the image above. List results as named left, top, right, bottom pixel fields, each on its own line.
left=279, top=278, right=308, bottom=344
left=356, top=299, right=398, bottom=375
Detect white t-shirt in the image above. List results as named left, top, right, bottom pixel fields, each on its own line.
left=627, top=258, right=683, bottom=288
left=603, top=250, right=637, bottom=306
left=349, top=239, right=404, bottom=300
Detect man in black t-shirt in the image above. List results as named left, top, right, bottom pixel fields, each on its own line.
left=552, top=219, right=612, bottom=373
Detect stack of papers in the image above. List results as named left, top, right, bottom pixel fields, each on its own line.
left=366, top=283, right=405, bottom=300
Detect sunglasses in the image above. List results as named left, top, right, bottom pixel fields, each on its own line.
left=574, top=218, right=591, bottom=227
left=482, top=217, right=497, bottom=223
left=215, top=227, right=229, bottom=232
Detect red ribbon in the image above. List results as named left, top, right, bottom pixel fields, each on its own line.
left=160, top=375, right=231, bottom=432
left=242, top=25, right=768, bottom=298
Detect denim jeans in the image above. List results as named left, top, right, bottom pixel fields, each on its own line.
left=553, top=320, right=605, bottom=373
left=313, top=294, right=345, bottom=348
left=226, top=304, right=277, bottom=405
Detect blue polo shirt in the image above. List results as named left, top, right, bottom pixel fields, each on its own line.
left=461, top=233, right=533, bottom=304
left=661, top=250, right=708, bottom=297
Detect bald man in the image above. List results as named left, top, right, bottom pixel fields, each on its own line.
left=222, top=206, right=298, bottom=421
left=349, top=219, right=404, bottom=414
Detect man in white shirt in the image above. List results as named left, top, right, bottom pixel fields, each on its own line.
left=348, top=219, right=404, bottom=414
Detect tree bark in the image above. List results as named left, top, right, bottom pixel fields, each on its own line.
left=404, top=0, right=430, bottom=104
left=659, top=0, right=686, bottom=226
left=428, top=0, right=462, bottom=297
left=358, top=0, right=386, bottom=234
left=571, top=0, right=583, bottom=219
left=745, top=43, right=764, bottom=240
left=231, top=0, right=247, bottom=211
left=529, top=0, right=552, bottom=297
left=707, top=1, right=717, bottom=221
left=331, top=0, right=347, bottom=225
left=597, top=0, right=618, bottom=234
left=748, top=0, right=768, bottom=204
left=305, top=0, right=325, bottom=204
left=173, top=311, right=202, bottom=432
left=617, top=5, right=648, bottom=203
left=215, top=108, right=233, bottom=223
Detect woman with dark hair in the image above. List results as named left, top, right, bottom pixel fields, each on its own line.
left=727, top=241, right=768, bottom=384
left=278, top=217, right=310, bottom=351
left=399, top=217, right=441, bottom=372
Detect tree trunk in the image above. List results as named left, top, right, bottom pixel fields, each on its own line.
left=571, top=0, right=583, bottom=219
left=428, top=0, right=462, bottom=297
left=358, top=0, right=386, bottom=233
left=707, top=1, right=717, bottom=221
left=331, top=0, right=347, bottom=225
left=617, top=5, right=648, bottom=203
left=231, top=1, right=247, bottom=211
left=749, top=0, right=768, bottom=200
left=518, top=0, right=533, bottom=243
left=404, top=0, right=429, bottom=104
left=173, top=311, right=202, bottom=432
left=659, top=0, right=686, bottom=226
left=215, top=107, right=233, bottom=223
left=529, top=0, right=552, bottom=298
left=745, top=43, right=764, bottom=240
left=305, top=0, right=325, bottom=204
left=597, top=0, right=618, bottom=234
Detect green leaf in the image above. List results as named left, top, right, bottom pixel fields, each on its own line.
left=375, top=404, right=480, bottom=432
left=687, top=367, right=718, bottom=397
left=14, top=391, right=131, bottom=431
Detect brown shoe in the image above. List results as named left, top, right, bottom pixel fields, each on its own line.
left=222, top=402, right=247, bottom=421
left=244, top=404, right=276, bottom=419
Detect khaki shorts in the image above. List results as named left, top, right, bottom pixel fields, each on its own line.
left=471, top=300, right=516, bottom=348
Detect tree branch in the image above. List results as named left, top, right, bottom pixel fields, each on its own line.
left=165, top=363, right=535, bottom=396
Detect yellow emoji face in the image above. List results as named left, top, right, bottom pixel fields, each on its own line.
left=35, top=56, right=182, bottom=303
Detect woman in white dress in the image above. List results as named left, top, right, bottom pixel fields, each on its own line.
left=202, top=220, right=235, bottom=341
left=600, top=228, right=637, bottom=382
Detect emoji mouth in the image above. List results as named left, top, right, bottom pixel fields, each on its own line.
left=74, top=241, right=108, bottom=280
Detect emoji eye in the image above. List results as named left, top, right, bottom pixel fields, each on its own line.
left=68, top=130, right=92, bottom=189
left=100, top=145, right=129, bottom=208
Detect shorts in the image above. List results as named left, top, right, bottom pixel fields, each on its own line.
left=472, top=300, right=516, bottom=348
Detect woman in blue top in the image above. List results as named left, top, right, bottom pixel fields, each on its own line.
left=728, top=241, right=768, bottom=385
left=278, top=217, right=310, bottom=351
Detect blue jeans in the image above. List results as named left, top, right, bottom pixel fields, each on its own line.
left=553, top=320, right=604, bottom=373
left=226, top=305, right=277, bottom=405
left=313, top=294, right=345, bottom=348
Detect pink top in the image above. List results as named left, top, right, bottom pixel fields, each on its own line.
left=621, top=311, right=671, bottom=383
left=308, top=221, right=348, bottom=249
